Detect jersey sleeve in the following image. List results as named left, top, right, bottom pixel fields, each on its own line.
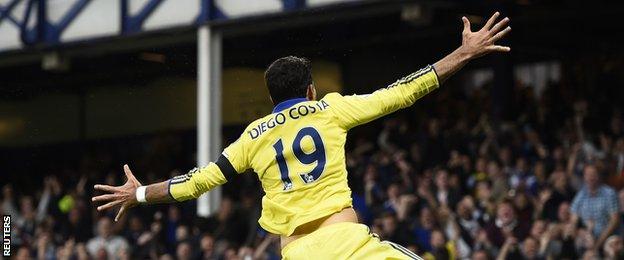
left=221, top=134, right=250, bottom=174
left=168, top=163, right=227, bottom=201
left=324, top=65, right=439, bottom=129
left=169, top=135, right=250, bottom=201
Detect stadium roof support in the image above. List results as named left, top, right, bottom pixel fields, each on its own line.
left=197, top=24, right=222, bottom=217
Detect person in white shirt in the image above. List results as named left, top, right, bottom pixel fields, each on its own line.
left=87, top=216, right=129, bottom=258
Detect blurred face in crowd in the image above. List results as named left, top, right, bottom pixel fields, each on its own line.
left=382, top=214, right=398, bottom=234
left=514, top=193, right=529, bottom=210
left=499, top=147, right=512, bottom=166
left=105, top=172, right=116, bottom=186
left=201, top=234, right=215, bottom=253
left=364, top=165, right=377, bottom=182
left=2, top=185, right=12, bottom=200
left=224, top=248, right=238, bottom=260
left=449, top=175, right=460, bottom=190
left=176, top=242, right=192, bottom=260
left=387, top=184, right=400, bottom=200
left=457, top=196, right=475, bottom=220
left=583, top=165, right=600, bottom=191
left=69, top=207, right=82, bottom=225
left=486, top=161, right=501, bottom=179
left=515, top=158, right=527, bottom=173
left=616, top=138, right=624, bottom=153
left=76, top=243, right=89, bottom=260
left=582, top=250, right=597, bottom=260
left=129, top=215, right=143, bottom=232
left=552, top=146, right=564, bottom=162
left=435, top=170, right=449, bottom=190
left=420, top=207, right=435, bottom=229
left=96, top=248, right=108, bottom=260
left=176, top=225, right=189, bottom=241
left=475, top=157, right=487, bottom=173
left=522, top=237, right=539, bottom=259
left=552, top=171, right=567, bottom=191
left=496, top=202, right=515, bottom=226
left=427, top=119, right=439, bottom=135
left=159, top=254, right=174, bottom=260
left=410, top=144, right=421, bottom=163
left=530, top=220, right=546, bottom=238
left=218, top=198, right=233, bottom=221
left=97, top=217, right=113, bottom=239
left=379, top=153, right=391, bottom=164
left=605, top=235, right=624, bottom=257
left=168, top=205, right=181, bottom=222
left=238, top=246, right=254, bottom=258
left=430, top=230, right=446, bottom=249
left=534, top=161, right=545, bottom=181
left=476, top=181, right=491, bottom=202
left=117, top=248, right=130, bottom=260
left=15, top=247, right=30, bottom=260
left=471, top=249, right=489, bottom=260
left=20, top=196, right=35, bottom=219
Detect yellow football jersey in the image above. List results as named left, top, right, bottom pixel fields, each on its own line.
left=169, top=65, right=439, bottom=236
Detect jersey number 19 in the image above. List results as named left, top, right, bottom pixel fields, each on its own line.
left=272, top=127, right=326, bottom=190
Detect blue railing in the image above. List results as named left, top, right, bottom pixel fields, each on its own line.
left=0, top=0, right=348, bottom=51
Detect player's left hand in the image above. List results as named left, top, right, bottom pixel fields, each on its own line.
left=460, top=11, right=512, bottom=59
left=92, top=164, right=142, bottom=221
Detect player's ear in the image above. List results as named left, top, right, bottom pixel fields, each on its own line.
left=306, top=84, right=316, bottom=101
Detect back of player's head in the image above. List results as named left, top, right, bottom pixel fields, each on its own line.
left=264, top=56, right=312, bottom=105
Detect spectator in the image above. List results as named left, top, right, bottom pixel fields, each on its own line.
left=87, top=216, right=130, bottom=258
left=201, top=197, right=248, bottom=247
left=520, top=236, right=542, bottom=260
left=421, top=229, right=454, bottom=260
left=61, top=207, right=92, bottom=243
left=434, top=168, right=461, bottom=209
left=3, top=58, right=623, bottom=259
left=485, top=200, right=529, bottom=248
left=471, top=249, right=491, bottom=260
left=571, top=165, right=620, bottom=248
left=198, top=233, right=216, bottom=259
left=603, top=235, right=624, bottom=260
left=379, top=212, right=411, bottom=246
left=176, top=241, right=193, bottom=260
left=414, top=207, right=437, bottom=251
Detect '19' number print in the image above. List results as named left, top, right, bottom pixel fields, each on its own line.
left=272, top=127, right=326, bottom=190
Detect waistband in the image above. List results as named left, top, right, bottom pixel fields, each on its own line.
left=281, top=222, right=365, bottom=255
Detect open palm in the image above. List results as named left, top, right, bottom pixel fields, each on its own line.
left=92, top=164, right=142, bottom=221
left=461, top=12, right=512, bottom=57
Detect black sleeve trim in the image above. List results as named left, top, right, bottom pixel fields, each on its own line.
left=167, top=179, right=177, bottom=201
left=387, top=65, right=434, bottom=89
left=215, top=154, right=237, bottom=182
left=430, top=64, right=439, bottom=82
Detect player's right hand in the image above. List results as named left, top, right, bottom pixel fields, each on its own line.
left=92, top=164, right=142, bottom=222
left=459, top=11, right=512, bottom=59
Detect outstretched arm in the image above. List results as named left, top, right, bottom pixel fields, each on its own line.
left=434, top=12, right=511, bottom=83
left=93, top=129, right=249, bottom=222
left=92, top=165, right=177, bottom=221
left=326, top=12, right=511, bottom=129
left=92, top=162, right=228, bottom=221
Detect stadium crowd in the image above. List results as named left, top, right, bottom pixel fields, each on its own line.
left=2, top=62, right=624, bottom=260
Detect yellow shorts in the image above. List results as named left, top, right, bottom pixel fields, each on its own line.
left=281, top=222, right=422, bottom=260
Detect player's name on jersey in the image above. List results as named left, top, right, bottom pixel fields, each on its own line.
left=248, top=100, right=330, bottom=140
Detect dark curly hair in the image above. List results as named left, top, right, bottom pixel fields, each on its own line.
left=264, top=56, right=312, bottom=105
